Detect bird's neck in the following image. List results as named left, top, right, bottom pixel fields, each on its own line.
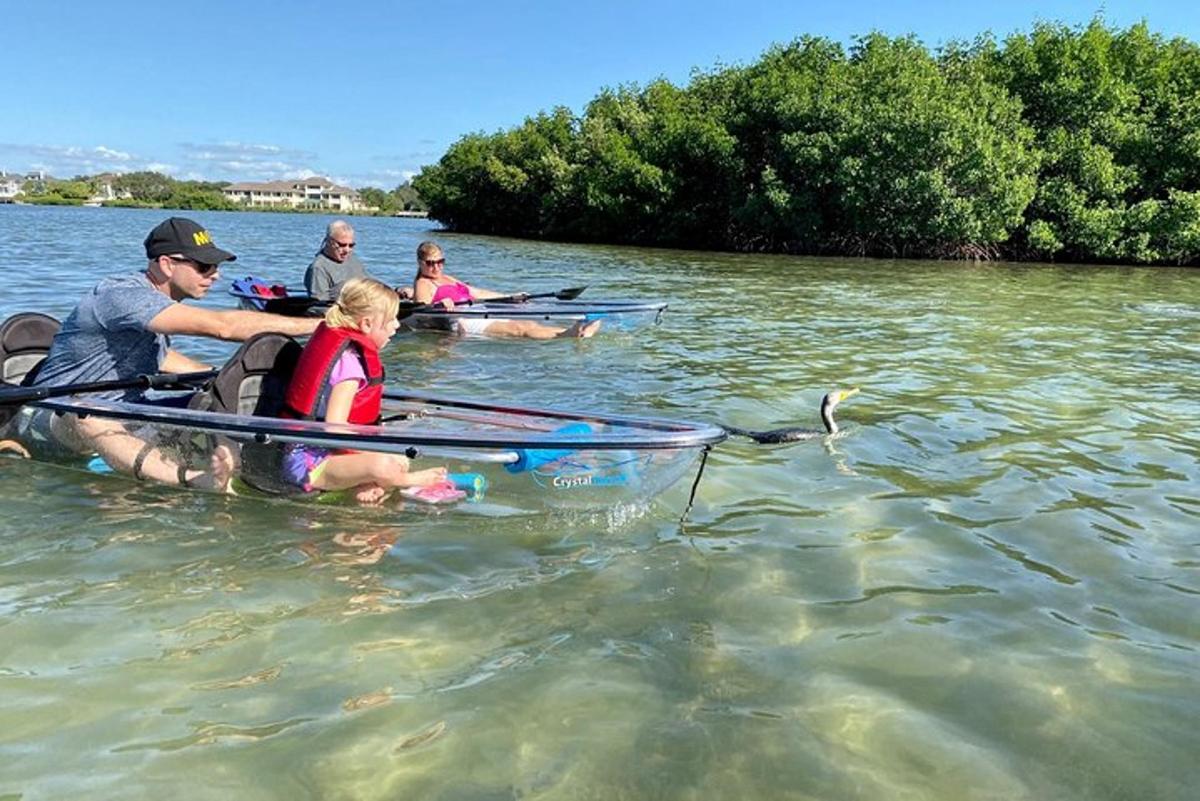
left=821, top=403, right=837, bottom=434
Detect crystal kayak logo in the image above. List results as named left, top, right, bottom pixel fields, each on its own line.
left=530, top=452, right=648, bottom=490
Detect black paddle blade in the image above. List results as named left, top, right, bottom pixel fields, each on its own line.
left=554, top=286, right=588, bottom=300
left=396, top=301, right=425, bottom=321
left=263, top=296, right=327, bottom=317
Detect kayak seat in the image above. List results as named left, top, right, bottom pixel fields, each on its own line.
left=189, top=332, right=302, bottom=417
left=0, top=312, right=61, bottom=388
left=188, top=332, right=304, bottom=495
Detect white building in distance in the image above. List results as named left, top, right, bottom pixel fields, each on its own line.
left=222, top=176, right=364, bottom=211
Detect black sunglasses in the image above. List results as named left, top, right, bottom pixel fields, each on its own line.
left=170, top=256, right=220, bottom=276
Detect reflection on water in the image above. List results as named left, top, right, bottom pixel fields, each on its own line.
left=0, top=206, right=1197, bottom=799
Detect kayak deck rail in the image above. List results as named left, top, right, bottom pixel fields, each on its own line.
left=31, top=394, right=727, bottom=453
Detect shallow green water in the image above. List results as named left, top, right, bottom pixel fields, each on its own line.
left=1, top=205, right=1197, bottom=799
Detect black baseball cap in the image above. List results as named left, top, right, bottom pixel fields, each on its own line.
left=144, top=217, right=237, bottom=265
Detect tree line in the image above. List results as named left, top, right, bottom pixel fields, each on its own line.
left=413, top=20, right=1200, bottom=265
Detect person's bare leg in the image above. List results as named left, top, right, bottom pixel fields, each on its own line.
left=311, top=452, right=447, bottom=492
left=481, top=320, right=562, bottom=339
left=482, top=319, right=601, bottom=339
left=58, top=414, right=234, bottom=490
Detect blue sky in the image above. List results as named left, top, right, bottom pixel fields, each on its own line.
left=3, top=1, right=1197, bottom=188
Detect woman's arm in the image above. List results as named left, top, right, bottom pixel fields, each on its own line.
left=413, top=277, right=436, bottom=304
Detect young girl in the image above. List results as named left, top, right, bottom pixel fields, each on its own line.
left=281, top=277, right=446, bottom=503
left=412, top=241, right=600, bottom=339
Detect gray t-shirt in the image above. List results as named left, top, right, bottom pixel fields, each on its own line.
left=33, top=273, right=174, bottom=400
left=304, top=250, right=369, bottom=302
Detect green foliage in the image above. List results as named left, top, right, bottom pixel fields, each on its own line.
left=357, top=183, right=429, bottom=214
left=20, top=178, right=93, bottom=205
left=392, top=182, right=426, bottom=211
left=112, top=171, right=175, bottom=203
left=164, top=185, right=238, bottom=211
left=414, top=19, right=1200, bottom=265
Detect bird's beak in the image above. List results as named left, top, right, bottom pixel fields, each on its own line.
left=840, top=388, right=860, bottom=402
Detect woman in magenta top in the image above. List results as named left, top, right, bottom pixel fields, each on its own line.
left=411, top=241, right=600, bottom=339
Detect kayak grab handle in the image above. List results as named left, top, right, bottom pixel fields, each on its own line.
left=504, top=422, right=594, bottom=473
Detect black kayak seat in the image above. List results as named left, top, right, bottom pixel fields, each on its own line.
left=0, top=312, right=61, bottom=387
left=189, top=332, right=302, bottom=416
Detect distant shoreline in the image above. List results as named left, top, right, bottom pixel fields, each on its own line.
left=0, top=198, right=427, bottom=218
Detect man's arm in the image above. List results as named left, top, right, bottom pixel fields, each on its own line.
left=161, top=349, right=212, bottom=372
left=148, top=304, right=320, bottom=341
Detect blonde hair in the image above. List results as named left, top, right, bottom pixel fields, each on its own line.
left=416, top=240, right=442, bottom=261
left=325, top=277, right=399, bottom=330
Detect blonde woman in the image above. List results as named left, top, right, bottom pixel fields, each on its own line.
left=412, top=241, right=600, bottom=338
left=281, top=278, right=447, bottom=503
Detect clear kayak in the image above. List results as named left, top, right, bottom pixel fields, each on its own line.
left=226, top=278, right=668, bottom=333
left=0, top=313, right=717, bottom=515
left=401, top=299, right=668, bottom=334
left=3, top=312, right=857, bottom=516
left=9, top=390, right=725, bottom=515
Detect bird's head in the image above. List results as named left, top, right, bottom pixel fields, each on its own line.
left=819, top=387, right=860, bottom=433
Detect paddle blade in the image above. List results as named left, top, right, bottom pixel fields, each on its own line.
left=396, top=300, right=426, bottom=320
left=554, top=286, right=588, bottom=300
left=263, top=296, right=327, bottom=317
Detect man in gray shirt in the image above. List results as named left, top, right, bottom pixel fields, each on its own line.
left=303, top=220, right=412, bottom=302
left=28, top=217, right=320, bottom=490
left=304, top=220, right=368, bottom=301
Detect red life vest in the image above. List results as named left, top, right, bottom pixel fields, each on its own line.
left=283, top=322, right=384, bottom=424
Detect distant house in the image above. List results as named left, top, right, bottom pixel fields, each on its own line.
left=0, top=171, right=22, bottom=201
left=222, top=176, right=364, bottom=212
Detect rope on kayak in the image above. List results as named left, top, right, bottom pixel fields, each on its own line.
left=679, top=444, right=712, bottom=523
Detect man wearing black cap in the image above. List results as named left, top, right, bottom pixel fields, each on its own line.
left=28, top=217, right=320, bottom=490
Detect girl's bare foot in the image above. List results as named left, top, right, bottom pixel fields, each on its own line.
left=399, top=466, right=448, bottom=488
left=354, top=484, right=388, bottom=505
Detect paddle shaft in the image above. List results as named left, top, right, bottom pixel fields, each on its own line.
left=398, top=285, right=588, bottom=319
left=0, top=370, right=218, bottom=407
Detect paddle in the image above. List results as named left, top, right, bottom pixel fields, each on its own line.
left=397, top=285, right=589, bottom=320
left=0, top=370, right=218, bottom=408
left=262, top=295, right=328, bottom=317
left=482, top=285, right=588, bottom=304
